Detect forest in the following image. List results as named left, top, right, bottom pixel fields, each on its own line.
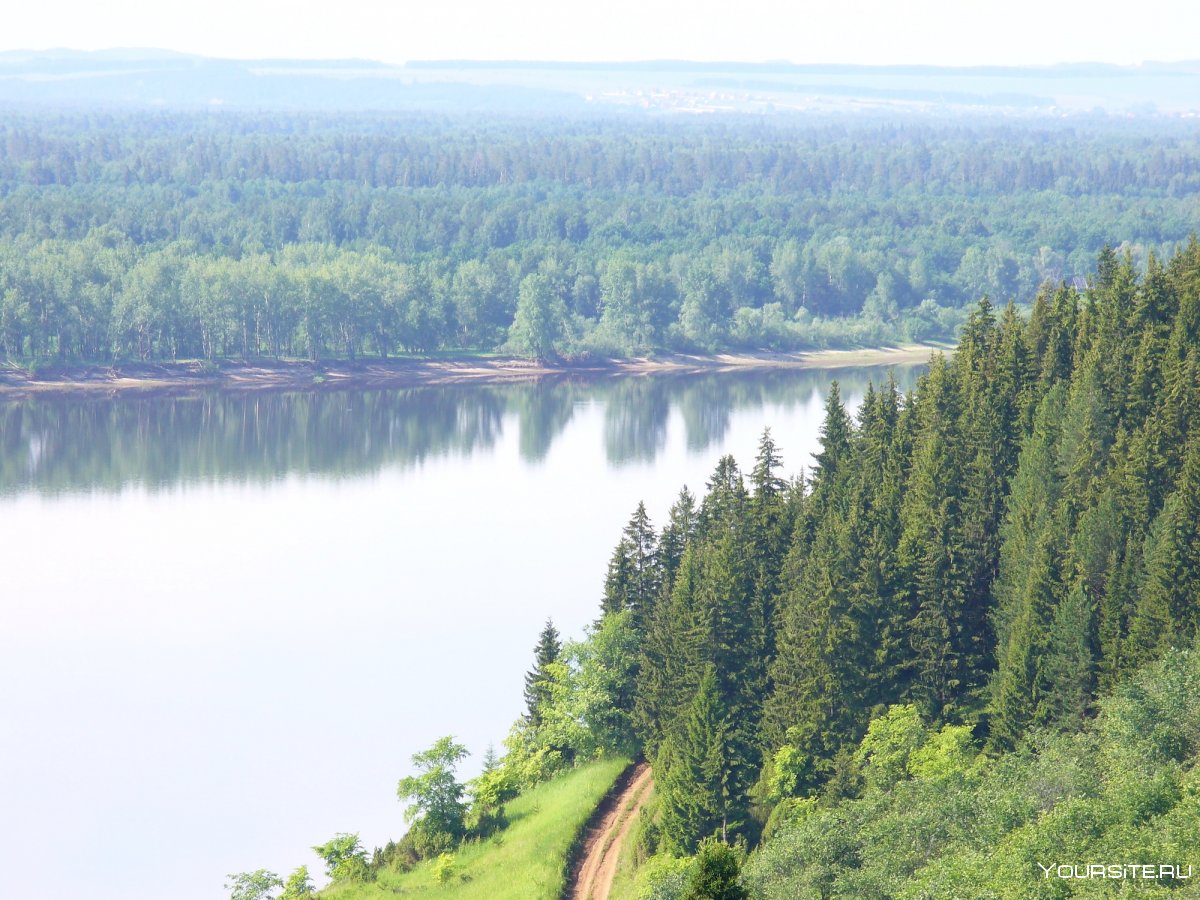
left=230, top=241, right=1200, bottom=897
left=2, top=112, right=1199, bottom=363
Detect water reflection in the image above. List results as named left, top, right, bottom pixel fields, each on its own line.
left=0, top=365, right=924, bottom=495
left=513, top=382, right=577, bottom=463
left=603, top=378, right=672, bottom=466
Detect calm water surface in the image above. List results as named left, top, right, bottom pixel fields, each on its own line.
left=0, top=364, right=922, bottom=899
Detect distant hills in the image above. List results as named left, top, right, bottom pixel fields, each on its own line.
left=1, top=49, right=1198, bottom=115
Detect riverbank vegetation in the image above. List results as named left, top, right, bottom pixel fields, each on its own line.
left=3, top=113, right=1199, bottom=363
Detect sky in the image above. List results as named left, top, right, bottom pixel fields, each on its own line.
left=4, top=0, right=1200, bottom=67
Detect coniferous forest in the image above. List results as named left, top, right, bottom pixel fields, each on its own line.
left=2, top=112, right=1199, bottom=363
left=321, top=242, right=1200, bottom=899
left=599, top=243, right=1200, bottom=896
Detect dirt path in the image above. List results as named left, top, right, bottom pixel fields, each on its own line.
left=569, top=763, right=654, bottom=900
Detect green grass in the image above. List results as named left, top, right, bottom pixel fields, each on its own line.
left=320, top=757, right=629, bottom=900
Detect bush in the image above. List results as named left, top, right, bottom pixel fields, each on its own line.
left=311, top=833, right=369, bottom=882
left=465, top=802, right=509, bottom=840
left=632, top=854, right=694, bottom=900
left=430, top=852, right=455, bottom=884
left=684, top=839, right=748, bottom=900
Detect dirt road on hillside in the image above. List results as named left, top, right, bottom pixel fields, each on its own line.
left=568, top=763, right=654, bottom=900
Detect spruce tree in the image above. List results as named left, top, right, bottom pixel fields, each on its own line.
left=1097, top=537, right=1140, bottom=690
left=658, top=667, right=742, bottom=853
left=602, top=501, right=660, bottom=632
left=988, top=525, right=1066, bottom=750
left=635, top=545, right=707, bottom=757
left=1125, top=324, right=1164, bottom=427
left=845, top=377, right=907, bottom=711
left=601, top=539, right=635, bottom=618
left=1025, top=284, right=1055, bottom=370
left=954, top=299, right=1017, bottom=688
left=1094, top=243, right=1119, bottom=292
left=524, top=619, right=561, bottom=727
left=1128, top=445, right=1200, bottom=665
left=695, top=514, right=763, bottom=784
left=698, top=455, right=748, bottom=537
left=896, top=355, right=974, bottom=719
left=1041, top=576, right=1098, bottom=730
left=990, top=385, right=1066, bottom=678
left=1038, top=283, right=1078, bottom=386
left=1134, top=251, right=1177, bottom=340
left=995, top=301, right=1035, bottom=443
left=750, top=428, right=787, bottom=499
left=748, top=429, right=792, bottom=674
left=1089, top=250, right=1137, bottom=425
left=1057, top=350, right=1114, bottom=520
left=765, top=514, right=859, bottom=774
left=808, top=381, right=853, bottom=520
left=659, top=486, right=698, bottom=596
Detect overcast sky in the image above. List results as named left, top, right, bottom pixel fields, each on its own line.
left=4, top=0, right=1199, bottom=66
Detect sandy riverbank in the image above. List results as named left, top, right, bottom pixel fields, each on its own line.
left=0, top=344, right=949, bottom=398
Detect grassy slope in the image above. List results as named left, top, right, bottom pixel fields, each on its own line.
left=320, top=757, right=629, bottom=900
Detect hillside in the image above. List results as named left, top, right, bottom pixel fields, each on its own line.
left=318, top=758, right=628, bottom=900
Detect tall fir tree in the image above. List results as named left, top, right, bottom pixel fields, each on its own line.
left=748, top=428, right=793, bottom=677
left=636, top=545, right=707, bottom=758
left=524, top=619, right=561, bottom=727
left=764, top=513, right=861, bottom=780
left=695, top=511, right=764, bottom=782
left=990, top=384, right=1067, bottom=679
left=698, top=455, right=748, bottom=538
left=988, top=524, right=1066, bottom=751
left=896, top=355, right=975, bottom=719
left=845, top=377, right=907, bottom=712
left=1057, top=349, right=1115, bottom=520
left=658, top=667, right=744, bottom=852
left=807, top=381, right=854, bottom=523
left=1127, top=442, right=1200, bottom=667
left=1041, top=575, right=1098, bottom=731
left=601, top=501, right=661, bottom=633
left=658, top=486, right=698, bottom=596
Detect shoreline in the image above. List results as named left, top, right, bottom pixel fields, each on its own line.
left=0, top=344, right=949, bottom=399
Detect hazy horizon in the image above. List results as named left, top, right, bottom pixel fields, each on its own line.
left=3, top=47, right=1200, bottom=68
left=7, top=0, right=1200, bottom=68
left=4, top=45, right=1199, bottom=116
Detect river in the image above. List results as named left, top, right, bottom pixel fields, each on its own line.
left=0, top=363, right=923, bottom=899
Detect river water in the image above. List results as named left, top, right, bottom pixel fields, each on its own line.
left=0, top=363, right=922, bottom=899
